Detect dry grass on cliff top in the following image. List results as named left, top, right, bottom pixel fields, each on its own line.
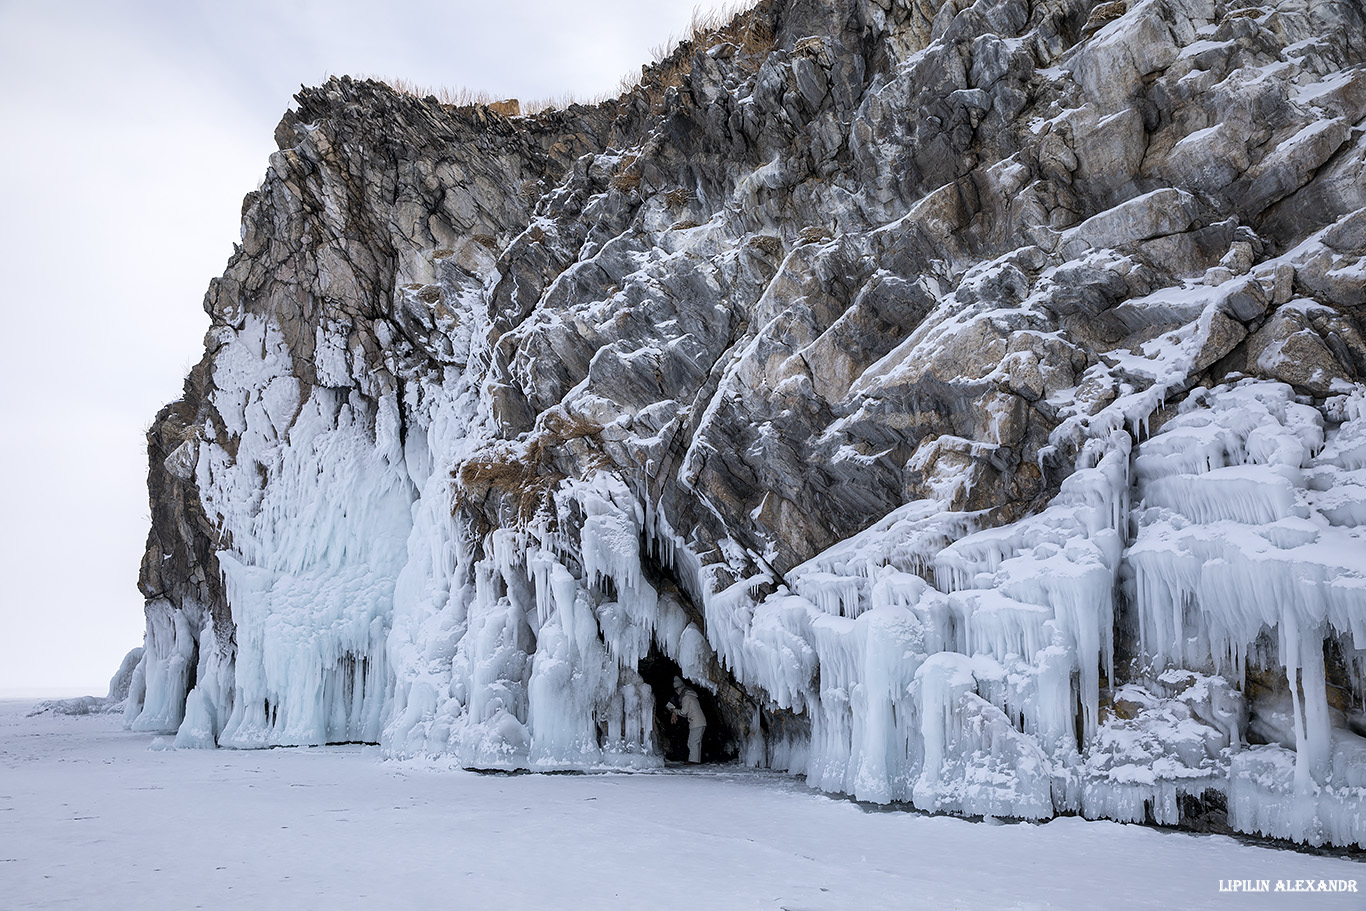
left=649, top=0, right=770, bottom=70
left=362, top=75, right=603, bottom=115
left=357, top=0, right=770, bottom=117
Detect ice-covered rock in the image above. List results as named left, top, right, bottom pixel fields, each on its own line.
left=133, top=0, right=1366, bottom=846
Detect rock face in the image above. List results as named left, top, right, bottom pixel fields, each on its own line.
left=129, top=0, right=1366, bottom=846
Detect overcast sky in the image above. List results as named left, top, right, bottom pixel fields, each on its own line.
left=0, top=0, right=719, bottom=694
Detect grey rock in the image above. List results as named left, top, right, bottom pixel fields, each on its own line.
left=1061, top=188, right=1200, bottom=258
left=1216, top=277, right=1268, bottom=324
left=1246, top=304, right=1359, bottom=396
left=1323, top=206, right=1366, bottom=256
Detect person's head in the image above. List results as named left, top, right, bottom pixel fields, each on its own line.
left=673, top=676, right=685, bottom=692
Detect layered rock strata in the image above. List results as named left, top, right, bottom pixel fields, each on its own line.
left=129, top=0, right=1366, bottom=847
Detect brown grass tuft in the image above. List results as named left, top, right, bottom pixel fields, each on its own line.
left=642, top=1, right=774, bottom=98
left=457, top=450, right=565, bottom=524
left=537, top=409, right=604, bottom=443
left=797, top=225, right=833, bottom=245
left=454, top=409, right=606, bottom=524
left=367, top=75, right=497, bottom=107
left=610, top=153, right=644, bottom=192
left=663, top=187, right=693, bottom=208
left=650, top=1, right=769, bottom=65
left=360, top=75, right=622, bottom=117
left=745, top=234, right=783, bottom=258
left=347, top=2, right=775, bottom=117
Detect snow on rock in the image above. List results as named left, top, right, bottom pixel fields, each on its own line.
left=135, top=0, right=1366, bottom=848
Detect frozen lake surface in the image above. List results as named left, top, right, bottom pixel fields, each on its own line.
left=1, top=699, right=1360, bottom=910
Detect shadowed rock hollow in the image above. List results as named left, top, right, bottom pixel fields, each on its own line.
left=129, top=0, right=1366, bottom=848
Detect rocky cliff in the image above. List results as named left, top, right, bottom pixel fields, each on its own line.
left=128, top=0, right=1366, bottom=847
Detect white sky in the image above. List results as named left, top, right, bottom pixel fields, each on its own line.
left=0, top=0, right=715, bottom=694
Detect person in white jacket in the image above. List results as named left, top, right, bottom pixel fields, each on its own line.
left=666, top=676, right=707, bottom=763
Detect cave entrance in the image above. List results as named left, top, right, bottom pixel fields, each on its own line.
left=639, top=645, right=738, bottom=765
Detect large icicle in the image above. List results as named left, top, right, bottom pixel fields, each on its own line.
left=1124, top=381, right=1366, bottom=846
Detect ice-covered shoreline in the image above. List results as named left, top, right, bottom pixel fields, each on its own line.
left=3, top=701, right=1363, bottom=911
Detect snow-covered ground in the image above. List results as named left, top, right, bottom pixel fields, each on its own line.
left=1, top=700, right=1360, bottom=910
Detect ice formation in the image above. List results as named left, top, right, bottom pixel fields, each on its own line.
left=127, top=0, right=1366, bottom=848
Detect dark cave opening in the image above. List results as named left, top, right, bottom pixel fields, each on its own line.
left=639, top=645, right=738, bottom=764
